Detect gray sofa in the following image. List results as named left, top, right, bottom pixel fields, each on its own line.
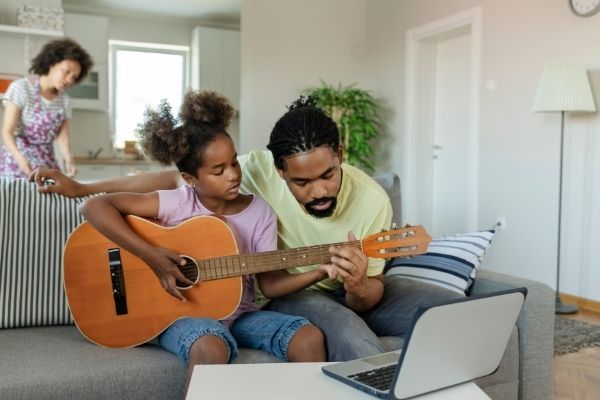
left=0, top=175, right=554, bottom=400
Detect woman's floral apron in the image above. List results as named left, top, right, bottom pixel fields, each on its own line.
left=0, top=78, right=65, bottom=179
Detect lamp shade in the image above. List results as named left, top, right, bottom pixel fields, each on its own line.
left=532, top=65, right=596, bottom=112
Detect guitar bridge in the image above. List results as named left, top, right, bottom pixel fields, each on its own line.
left=108, top=248, right=128, bottom=316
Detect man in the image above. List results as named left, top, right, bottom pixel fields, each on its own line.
left=32, top=97, right=461, bottom=361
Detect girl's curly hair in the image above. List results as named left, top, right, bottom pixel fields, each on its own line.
left=137, top=90, right=235, bottom=175
left=29, top=38, right=93, bottom=84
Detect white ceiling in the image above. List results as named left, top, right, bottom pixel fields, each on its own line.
left=63, top=0, right=240, bottom=22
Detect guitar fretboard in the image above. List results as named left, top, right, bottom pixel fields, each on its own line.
left=192, top=241, right=363, bottom=281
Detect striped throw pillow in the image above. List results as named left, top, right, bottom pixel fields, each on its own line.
left=0, top=178, right=88, bottom=328
left=384, top=229, right=496, bottom=295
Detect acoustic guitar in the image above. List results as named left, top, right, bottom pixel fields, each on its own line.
left=63, top=215, right=431, bottom=348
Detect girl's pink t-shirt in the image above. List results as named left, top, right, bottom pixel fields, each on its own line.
left=157, top=184, right=277, bottom=326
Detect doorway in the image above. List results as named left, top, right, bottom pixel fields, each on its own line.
left=403, top=8, right=481, bottom=236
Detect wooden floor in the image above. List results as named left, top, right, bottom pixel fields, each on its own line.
left=554, top=308, right=600, bottom=399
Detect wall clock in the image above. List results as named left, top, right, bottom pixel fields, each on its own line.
left=570, top=0, right=600, bottom=16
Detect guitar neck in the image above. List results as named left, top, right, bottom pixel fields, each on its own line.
left=196, top=240, right=362, bottom=281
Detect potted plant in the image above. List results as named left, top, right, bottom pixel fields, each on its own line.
left=303, top=81, right=381, bottom=172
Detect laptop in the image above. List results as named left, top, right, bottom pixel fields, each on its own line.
left=322, top=288, right=527, bottom=399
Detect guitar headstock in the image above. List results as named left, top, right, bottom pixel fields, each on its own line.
left=362, top=225, right=431, bottom=259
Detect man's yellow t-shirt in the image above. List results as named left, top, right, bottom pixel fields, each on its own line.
left=239, top=150, right=393, bottom=292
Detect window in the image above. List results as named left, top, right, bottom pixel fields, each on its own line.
left=110, top=40, right=189, bottom=148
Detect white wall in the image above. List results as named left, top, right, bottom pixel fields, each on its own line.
left=241, top=0, right=600, bottom=301
left=365, top=0, right=600, bottom=300
left=239, top=0, right=368, bottom=153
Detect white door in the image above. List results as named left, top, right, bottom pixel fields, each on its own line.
left=404, top=9, right=480, bottom=237
left=431, top=33, right=472, bottom=236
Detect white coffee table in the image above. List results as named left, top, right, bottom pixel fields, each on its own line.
left=186, top=362, right=491, bottom=399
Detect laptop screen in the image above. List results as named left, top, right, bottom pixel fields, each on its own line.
left=392, top=289, right=525, bottom=399
left=322, top=288, right=526, bottom=400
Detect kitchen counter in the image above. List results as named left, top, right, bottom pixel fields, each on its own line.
left=74, top=157, right=161, bottom=166
left=73, top=157, right=174, bottom=180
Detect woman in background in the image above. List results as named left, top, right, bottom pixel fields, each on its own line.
left=0, top=38, right=93, bottom=178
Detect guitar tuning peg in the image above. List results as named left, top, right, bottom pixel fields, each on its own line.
left=379, top=227, right=390, bottom=242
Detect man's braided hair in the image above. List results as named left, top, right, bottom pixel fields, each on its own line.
left=266, top=96, right=339, bottom=170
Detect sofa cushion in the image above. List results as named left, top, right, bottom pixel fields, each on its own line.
left=0, top=178, right=87, bottom=328
left=372, top=172, right=401, bottom=222
left=384, top=230, right=496, bottom=295
left=0, top=325, right=407, bottom=400
left=0, top=326, right=186, bottom=400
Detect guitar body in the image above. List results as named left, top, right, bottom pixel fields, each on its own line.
left=63, top=215, right=242, bottom=348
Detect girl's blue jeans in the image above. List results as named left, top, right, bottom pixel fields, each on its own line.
left=159, top=310, right=310, bottom=364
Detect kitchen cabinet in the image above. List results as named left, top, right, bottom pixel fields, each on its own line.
left=65, top=63, right=108, bottom=111
left=64, top=14, right=108, bottom=63
left=191, top=26, right=240, bottom=111
left=64, top=13, right=109, bottom=111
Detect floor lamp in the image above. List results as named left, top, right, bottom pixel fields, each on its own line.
left=532, top=65, right=596, bottom=314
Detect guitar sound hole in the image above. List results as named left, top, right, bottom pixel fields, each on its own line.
left=176, top=255, right=199, bottom=289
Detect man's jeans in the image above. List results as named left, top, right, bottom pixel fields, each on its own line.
left=265, top=276, right=463, bottom=361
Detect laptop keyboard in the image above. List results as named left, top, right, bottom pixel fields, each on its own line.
left=348, top=364, right=397, bottom=391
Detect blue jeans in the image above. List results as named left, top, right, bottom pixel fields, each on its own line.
left=265, top=276, right=463, bottom=361
left=159, top=311, right=309, bottom=365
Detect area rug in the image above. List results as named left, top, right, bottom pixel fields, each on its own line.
left=554, top=316, right=600, bottom=356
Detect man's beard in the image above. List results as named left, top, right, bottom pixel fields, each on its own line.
left=304, top=197, right=338, bottom=218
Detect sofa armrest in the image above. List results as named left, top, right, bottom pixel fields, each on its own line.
left=0, top=178, right=89, bottom=328
left=471, top=269, right=554, bottom=400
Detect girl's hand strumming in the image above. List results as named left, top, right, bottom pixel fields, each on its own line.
left=142, top=246, right=196, bottom=301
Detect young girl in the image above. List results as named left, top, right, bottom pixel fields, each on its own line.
left=79, top=91, right=326, bottom=389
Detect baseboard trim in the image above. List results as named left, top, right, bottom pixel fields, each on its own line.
left=560, top=293, right=600, bottom=314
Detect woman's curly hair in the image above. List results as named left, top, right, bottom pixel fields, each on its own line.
left=137, top=90, right=235, bottom=175
left=29, top=38, right=93, bottom=84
